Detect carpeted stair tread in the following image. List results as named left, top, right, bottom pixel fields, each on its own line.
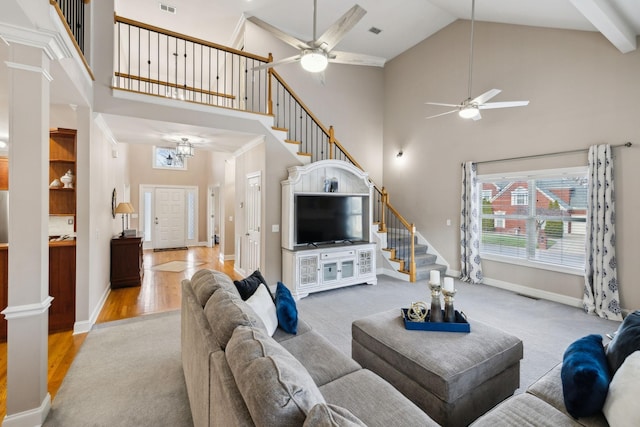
left=415, top=264, right=447, bottom=281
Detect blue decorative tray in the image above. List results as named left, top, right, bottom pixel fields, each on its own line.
left=401, top=308, right=471, bottom=333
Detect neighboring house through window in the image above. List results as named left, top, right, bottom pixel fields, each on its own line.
left=477, top=167, right=588, bottom=273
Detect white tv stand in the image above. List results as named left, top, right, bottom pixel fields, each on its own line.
left=282, top=242, right=377, bottom=299
left=281, top=160, right=377, bottom=299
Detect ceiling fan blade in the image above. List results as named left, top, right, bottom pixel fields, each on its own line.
left=479, top=100, right=530, bottom=109
left=246, top=16, right=311, bottom=50
left=328, top=51, right=385, bottom=67
left=315, top=4, right=367, bottom=51
left=426, top=110, right=458, bottom=119
left=471, top=88, right=501, bottom=105
left=425, top=102, right=461, bottom=107
left=251, top=55, right=301, bottom=71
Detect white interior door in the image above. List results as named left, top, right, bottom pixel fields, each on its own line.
left=242, top=173, right=261, bottom=272
left=154, top=187, right=186, bottom=249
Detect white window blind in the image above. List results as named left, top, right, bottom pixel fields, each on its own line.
left=478, top=167, right=588, bottom=272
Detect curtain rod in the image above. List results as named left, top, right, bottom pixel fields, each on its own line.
left=475, top=142, right=632, bottom=166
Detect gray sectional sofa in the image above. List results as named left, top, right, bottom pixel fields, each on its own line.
left=471, top=364, right=608, bottom=427
left=181, top=269, right=439, bottom=427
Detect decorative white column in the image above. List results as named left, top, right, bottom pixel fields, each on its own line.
left=1, top=42, right=53, bottom=426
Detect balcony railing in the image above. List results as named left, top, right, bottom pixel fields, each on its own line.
left=53, top=0, right=86, bottom=53
left=112, top=15, right=417, bottom=281
left=113, top=16, right=271, bottom=113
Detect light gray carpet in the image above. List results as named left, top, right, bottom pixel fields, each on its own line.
left=43, top=311, right=192, bottom=427
left=297, top=275, right=621, bottom=393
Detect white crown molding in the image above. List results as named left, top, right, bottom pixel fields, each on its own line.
left=4, top=60, right=53, bottom=81
left=0, top=22, right=72, bottom=61
left=94, top=113, right=119, bottom=146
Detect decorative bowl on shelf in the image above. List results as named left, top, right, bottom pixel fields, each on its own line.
left=60, top=170, right=74, bottom=189
left=49, top=178, right=62, bottom=188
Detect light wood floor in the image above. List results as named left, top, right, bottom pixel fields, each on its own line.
left=0, top=245, right=238, bottom=421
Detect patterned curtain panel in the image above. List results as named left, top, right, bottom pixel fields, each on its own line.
left=584, top=144, right=622, bottom=320
left=460, top=162, right=483, bottom=284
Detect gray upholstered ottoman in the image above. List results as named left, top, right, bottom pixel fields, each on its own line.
left=352, top=309, right=523, bottom=427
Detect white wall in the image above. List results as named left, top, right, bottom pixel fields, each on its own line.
left=383, top=20, right=640, bottom=310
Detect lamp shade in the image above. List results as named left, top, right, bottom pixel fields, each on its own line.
left=124, top=202, right=135, bottom=213
left=114, top=202, right=134, bottom=214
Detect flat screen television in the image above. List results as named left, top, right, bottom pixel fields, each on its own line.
left=295, top=194, right=369, bottom=246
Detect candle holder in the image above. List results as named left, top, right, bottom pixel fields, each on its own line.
left=428, top=281, right=443, bottom=322
left=442, top=288, right=457, bottom=323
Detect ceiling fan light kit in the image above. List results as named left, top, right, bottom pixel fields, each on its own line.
left=300, top=49, right=329, bottom=72
left=248, top=0, right=384, bottom=74
left=459, top=106, right=479, bottom=119
left=425, top=0, right=529, bottom=121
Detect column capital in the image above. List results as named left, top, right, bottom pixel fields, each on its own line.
left=0, top=21, right=73, bottom=61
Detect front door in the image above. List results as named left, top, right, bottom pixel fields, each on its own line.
left=154, top=187, right=186, bottom=249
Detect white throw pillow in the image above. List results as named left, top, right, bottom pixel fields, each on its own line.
left=603, top=350, right=640, bottom=427
left=245, top=284, right=278, bottom=336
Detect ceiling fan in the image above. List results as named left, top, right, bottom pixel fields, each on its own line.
left=425, top=0, right=529, bottom=121
left=247, top=0, right=385, bottom=73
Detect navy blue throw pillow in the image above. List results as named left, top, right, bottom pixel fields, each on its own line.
left=275, top=282, right=298, bottom=334
left=561, top=334, right=611, bottom=419
left=606, top=310, right=640, bottom=375
left=233, top=270, right=272, bottom=301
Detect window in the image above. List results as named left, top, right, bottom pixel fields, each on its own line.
left=478, top=167, right=588, bottom=273
left=511, top=187, right=528, bottom=205
left=153, top=146, right=186, bottom=170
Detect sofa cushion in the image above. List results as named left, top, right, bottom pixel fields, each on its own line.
left=280, top=330, right=361, bottom=387
left=603, top=351, right=640, bottom=427
left=226, top=325, right=325, bottom=427
left=527, top=364, right=609, bottom=427
left=204, top=289, right=266, bottom=348
left=561, top=334, right=610, bottom=419
left=606, top=310, right=640, bottom=375
left=319, top=369, right=439, bottom=427
left=303, top=403, right=367, bottom=427
left=470, top=393, right=582, bottom=427
left=276, top=282, right=298, bottom=334
left=190, top=269, right=239, bottom=306
left=234, top=270, right=273, bottom=301
left=273, top=317, right=313, bottom=343
left=246, top=284, right=278, bottom=336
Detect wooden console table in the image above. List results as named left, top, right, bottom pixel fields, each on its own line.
left=110, top=236, right=143, bottom=288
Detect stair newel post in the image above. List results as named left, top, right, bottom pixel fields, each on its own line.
left=267, top=53, right=274, bottom=116
left=328, top=126, right=335, bottom=160
left=380, top=187, right=387, bottom=232
left=410, top=224, right=417, bottom=282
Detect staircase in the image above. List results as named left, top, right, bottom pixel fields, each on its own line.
left=112, top=15, right=450, bottom=282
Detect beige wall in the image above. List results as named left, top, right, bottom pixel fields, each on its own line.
left=383, top=20, right=640, bottom=310
left=127, top=144, right=220, bottom=242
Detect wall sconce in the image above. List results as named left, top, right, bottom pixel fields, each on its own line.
left=396, top=150, right=404, bottom=158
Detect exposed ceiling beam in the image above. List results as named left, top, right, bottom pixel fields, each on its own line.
left=569, top=0, right=636, bottom=53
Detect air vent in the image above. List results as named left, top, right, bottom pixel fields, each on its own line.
left=368, top=27, right=382, bottom=35
left=159, top=3, right=176, bottom=14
